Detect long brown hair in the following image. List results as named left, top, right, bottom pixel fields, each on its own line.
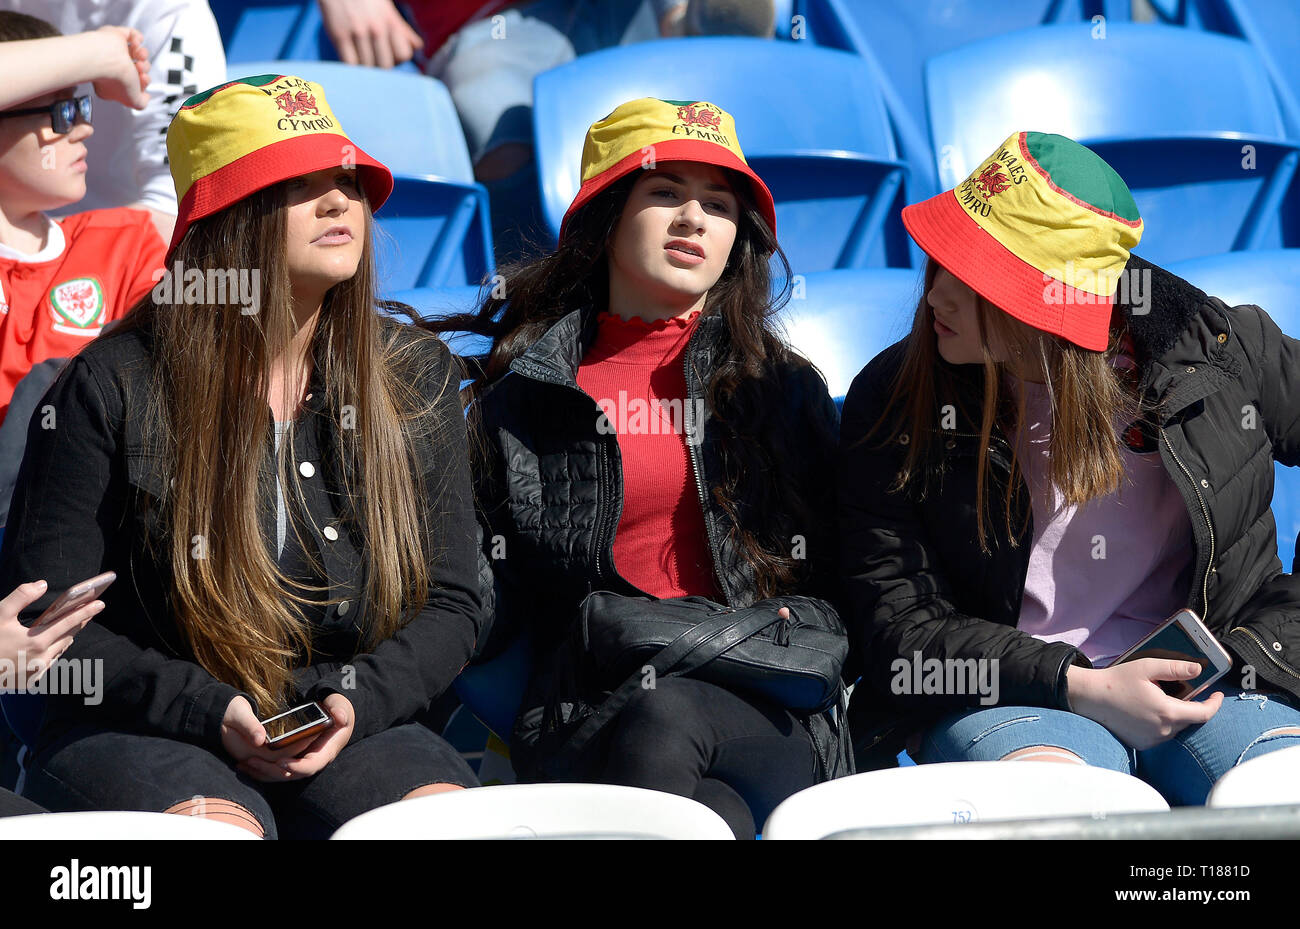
left=870, top=257, right=1140, bottom=552
left=425, top=167, right=829, bottom=599
left=105, top=181, right=454, bottom=714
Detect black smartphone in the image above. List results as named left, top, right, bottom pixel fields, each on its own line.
left=1110, top=608, right=1233, bottom=700
left=260, top=701, right=332, bottom=749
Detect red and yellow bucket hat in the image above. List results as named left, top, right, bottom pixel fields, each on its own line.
left=165, top=74, right=394, bottom=255
left=902, top=131, right=1142, bottom=351
left=562, top=97, right=777, bottom=242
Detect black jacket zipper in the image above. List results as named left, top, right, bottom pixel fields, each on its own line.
left=1159, top=425, right=1216, bottom=621
left=682, top=332, right=731, bottom=606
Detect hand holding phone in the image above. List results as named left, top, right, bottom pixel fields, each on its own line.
left=1110, top=608, right=1232, bottom=700
left=1, top=576, right=109, bottom=676
left=260, top=701, right=334, bottom=749
left=223, top=693, right=354, bottom=782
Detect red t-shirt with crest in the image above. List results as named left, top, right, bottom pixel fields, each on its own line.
left=0, top=208, right=165, bottom=427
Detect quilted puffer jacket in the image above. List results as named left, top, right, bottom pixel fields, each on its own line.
left=838, top=255, right=1300, bottom=766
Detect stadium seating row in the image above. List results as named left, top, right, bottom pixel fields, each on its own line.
left=5, top=745, right=1299, bottom=839
left=215, top=3, right=1300, bottom=277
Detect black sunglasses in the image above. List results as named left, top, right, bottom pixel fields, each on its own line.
left=0, top=95, right=93, bottom=134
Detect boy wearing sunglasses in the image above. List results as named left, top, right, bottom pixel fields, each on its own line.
left=0, top=12, right=165, bottom=430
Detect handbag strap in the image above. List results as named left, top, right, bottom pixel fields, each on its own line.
left=552, top=606, right=782, bottom=771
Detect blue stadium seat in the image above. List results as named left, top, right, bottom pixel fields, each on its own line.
left=1141, top=1, right=1300, bottom=139
left=214, top=1, right=330, bottom=63
left=1213, top=1, right=1300, bottom=140
left=532, top=37, right=914, bottom=271
left=1168, top=249, right=1300, bottom=570
left=925, top=23, right=1300, bottom=266
left=773, top=268, right=922, bottom=402
left=213, top=1, right=418, bottom=71
left=453, top=634, right=533, bottom=743
left=234, top=61, right=494, bottom=291
left=379, top=287, right=491, bottom=362
left=790, top=0, right=1130, bottom=201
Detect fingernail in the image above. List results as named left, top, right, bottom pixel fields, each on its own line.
left=34, top=580, right=47, bottom=590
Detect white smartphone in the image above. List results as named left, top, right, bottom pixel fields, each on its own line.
left=1110, top=608, right=1233, bottom=700
left=24, top=571, right=116, bottom=628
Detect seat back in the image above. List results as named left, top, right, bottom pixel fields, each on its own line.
left=330, top=783, right=736, bottom=839
left=1208, top=744, right=1300, bottom=807
left=925, top=23, right=1300, bottom=264
left=1147, top=0, right=1300, bottom=137
left=773, top=268, right=922, bottom=401
left=762, top=761, right=1169, bottom=839
left=214, top=1, right=332, bottom=63
left=533, top=37, right=912, bottom=269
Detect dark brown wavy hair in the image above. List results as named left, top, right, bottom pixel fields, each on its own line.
left=424, top=167, right=827, bottom=599
left=101, top=180, right=454, bottom=715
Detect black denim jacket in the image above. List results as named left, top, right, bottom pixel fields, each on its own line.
left=0, top=316, right=482, bottom=752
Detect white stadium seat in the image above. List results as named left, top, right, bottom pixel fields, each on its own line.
left=330, top=783, right=735, bottom=840
left=763, top=761, right=1170, bottom=839
left=1208, top=744, right=1300, bottom=808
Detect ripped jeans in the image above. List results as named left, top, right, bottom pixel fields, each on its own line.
left=918, top=687, right=1300, bottom=806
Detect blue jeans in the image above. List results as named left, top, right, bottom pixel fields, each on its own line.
left=918, top=687, right=1300, bottom=806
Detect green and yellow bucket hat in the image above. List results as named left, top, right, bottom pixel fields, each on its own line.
left=903, top=131, right=1143, bottom=350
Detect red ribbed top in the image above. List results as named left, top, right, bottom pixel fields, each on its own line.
left=575, top=309, right=719, bottom=599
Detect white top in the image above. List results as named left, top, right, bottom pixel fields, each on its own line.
left=272, top=419, right=289, bottom=559
left=0, top=214, right=65, bottom=262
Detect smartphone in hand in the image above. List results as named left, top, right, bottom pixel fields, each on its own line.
left=25, top=571, right=116, bottom=628
left=1110, top=608, right=1232, bottom=700
left=259, top=701, right=333, bottom=750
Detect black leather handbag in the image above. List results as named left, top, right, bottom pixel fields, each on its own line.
left=536, top=592, right=853, bottom=782
left=581, top=592, right=848, bottom=712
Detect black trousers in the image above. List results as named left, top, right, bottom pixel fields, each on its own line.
left=22, top=721, right=479, bottom=839
left=594, top=677, right=819, bottom=838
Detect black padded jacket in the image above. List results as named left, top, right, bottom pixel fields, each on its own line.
left=471, top=305, right=845, bottom=777
left=838, top=255, right=1300, bottom=766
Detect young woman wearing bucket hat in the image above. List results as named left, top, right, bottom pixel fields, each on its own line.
left=838, top=131, right=1300, bottom=803
left=0, top=74, right=483, bottom=837
left=425, top=97, right=849, bottom=837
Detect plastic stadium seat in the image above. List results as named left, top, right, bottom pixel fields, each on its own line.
left=0, top=811, right=259, bottom=839
left=330, top=783, right=736, bottom=839
left=379, top=286, right=492, bottom=366
left=214, top=1, right=332, bottom=63
left=761, top=761, right=1169, bottom=839
left=792, top=0, right=1130, bottom=200
left=532, top=37, right=913, bottom=270
left=214, top=1, right=418, bottom=71
left=925, top=24, right=1300, bottom=265
left=1207, top=744, right=1300, bottom=808
left=1147, top=1, right=1300, bottom=137
left=453, top=634, right=532, bottom=744
left=773, top=268, right=922, bottom=401
left=1167, top=249, right=1300, bottom=323
left=370, top=178, right=495, bottom=291
left=234, top=61, right=494, bottom=290
left=1167, top=250, right=1300, bottom=570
